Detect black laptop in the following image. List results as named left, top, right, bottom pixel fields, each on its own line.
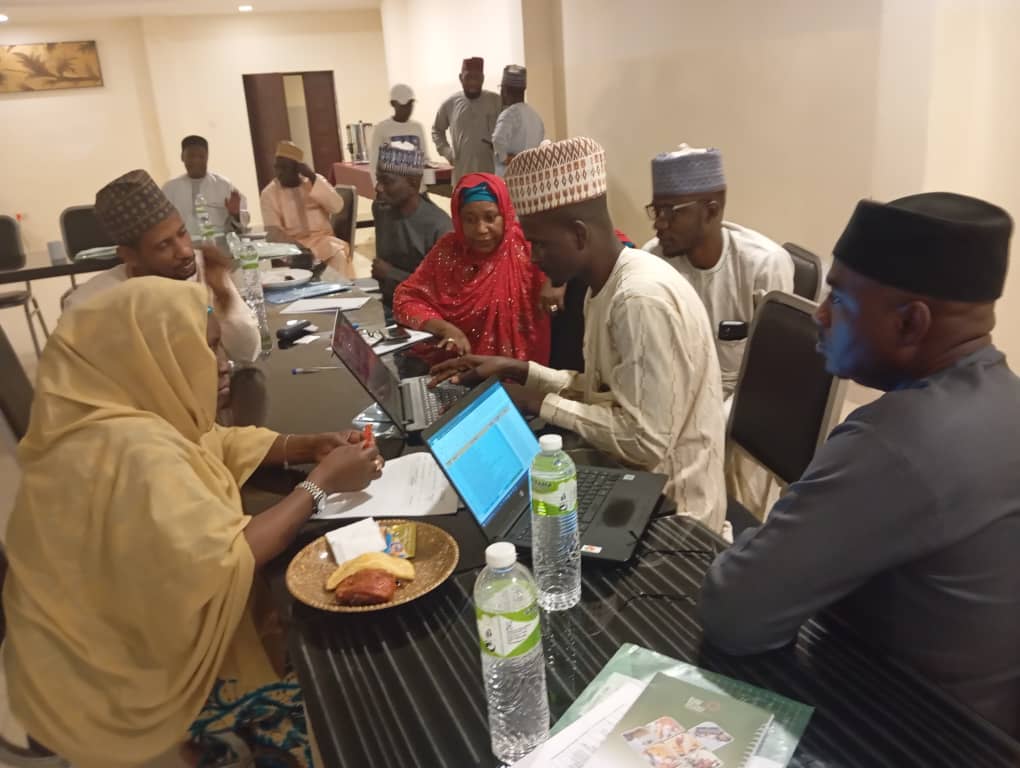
left=330, top=310, right=464, bottom=432
left=422, top=377, right=666, bottom=563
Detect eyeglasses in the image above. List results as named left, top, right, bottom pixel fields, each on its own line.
left=644, top=200, right=700, bottom=221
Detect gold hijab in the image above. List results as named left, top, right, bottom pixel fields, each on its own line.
left=5, top=277, right=277, bottom=766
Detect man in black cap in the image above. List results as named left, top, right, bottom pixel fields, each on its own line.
left=700, top=192, right=1020, bottom=737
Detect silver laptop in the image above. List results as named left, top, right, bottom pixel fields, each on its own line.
left=329, top=310, right=464, bottom=432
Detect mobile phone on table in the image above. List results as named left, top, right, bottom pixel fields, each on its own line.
left=383, top=326, right=411, bottom=341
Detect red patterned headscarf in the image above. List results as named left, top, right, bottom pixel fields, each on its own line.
left=393, top=173, right=551, bottom=364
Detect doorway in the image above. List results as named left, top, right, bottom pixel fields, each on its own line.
left=243, top=70, right=343, bottom=191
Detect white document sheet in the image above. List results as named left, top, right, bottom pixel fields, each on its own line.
left=511, top=676, right=646, bottom=768
left=314, top=453, right=458, bottom=520
left=281, top=297, right=372, bottom=314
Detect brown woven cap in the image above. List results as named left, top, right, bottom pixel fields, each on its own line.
left=94, top=169, right=177, bottom=245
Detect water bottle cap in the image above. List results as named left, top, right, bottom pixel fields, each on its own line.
left=485, top=542, right=517, bottom=569
left=539, top=434, right=563, bottom=453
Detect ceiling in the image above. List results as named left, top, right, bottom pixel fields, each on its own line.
left=1, top=0, right=380, bottom=22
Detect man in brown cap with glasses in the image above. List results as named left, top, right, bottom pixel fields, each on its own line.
left=65, top=169, right=259, bottom=363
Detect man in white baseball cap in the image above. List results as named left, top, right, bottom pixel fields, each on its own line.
left=370, top=83, right=429, bottom=185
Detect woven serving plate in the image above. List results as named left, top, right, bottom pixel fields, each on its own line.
left=285, top=519, right=459, bottom=613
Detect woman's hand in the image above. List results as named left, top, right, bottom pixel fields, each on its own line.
left=307, top=431, right=363, bottom=463
left=423, top=319, right=471, bottom=356
left=539, top=279, right=567, bottom=315
left=307, top=440, right=383, bottom=494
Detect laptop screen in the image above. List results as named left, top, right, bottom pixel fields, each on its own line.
left=329, top=312, right=403, bottom=423
left=425, top=381, right=540, bottom=526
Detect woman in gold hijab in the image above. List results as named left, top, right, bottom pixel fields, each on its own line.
left=3, top=277, right=381, bottom=767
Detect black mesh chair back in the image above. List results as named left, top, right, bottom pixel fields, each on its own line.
left=0, top=323, right=33, bottom=440
left=0, top=215, right=26, bottom=271
left=728, top=292, right=845, bottom=485
left=60, top=206, right=113, bottom=259
left=331, top=185, right=358, bottom=246
left=783, top=242, right=823, bottom=301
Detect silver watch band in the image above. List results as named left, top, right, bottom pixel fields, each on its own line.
left=297, top=479, right=327, bottom=511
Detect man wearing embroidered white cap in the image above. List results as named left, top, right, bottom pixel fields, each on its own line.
left=431, top=138, right=727, bottom=533
left=642, top=145, right=794, bottom=399
left=369, top=83, right=429, bottom=185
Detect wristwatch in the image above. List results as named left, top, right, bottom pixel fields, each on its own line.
left=297, top=479, right=328, bottom=513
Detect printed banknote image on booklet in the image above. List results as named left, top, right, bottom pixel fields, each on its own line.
left=586, top=673, right=773, bottom=768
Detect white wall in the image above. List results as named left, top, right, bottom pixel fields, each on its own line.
left=559, top=0, right=885, bottom=255
left=141, top=10, right=389, bottom=225
left=379, top=0, right=525, bottom=161
left=0, top=18, right=166, bottom=251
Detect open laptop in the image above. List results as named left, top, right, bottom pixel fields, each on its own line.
left=422, top=377, right=667, bottom=563
left=330, top=310, right=465, bottom=433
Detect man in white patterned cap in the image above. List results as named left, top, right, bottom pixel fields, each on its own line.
left=372, top=141, right=453, bottom=308
left=492, top=65, right=544, bottom=177
left=431, top=138, right=727, bottom=533
left=642, top=145, right=794, bottom=399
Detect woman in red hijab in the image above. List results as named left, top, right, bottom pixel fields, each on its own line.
left=393, top=172, right=550, bottom=364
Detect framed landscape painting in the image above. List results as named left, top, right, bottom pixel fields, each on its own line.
left=0, top=41, right=103, bottom=93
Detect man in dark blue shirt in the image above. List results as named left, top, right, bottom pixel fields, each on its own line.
left=701, top=192, right=1020, bottom=738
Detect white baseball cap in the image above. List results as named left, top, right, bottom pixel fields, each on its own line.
left=389, top=83, right=415, bottom=105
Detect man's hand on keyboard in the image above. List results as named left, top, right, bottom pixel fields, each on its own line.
left=428, top=354, right=528, bottom=388
left=503, top=381, right=546, bottom=416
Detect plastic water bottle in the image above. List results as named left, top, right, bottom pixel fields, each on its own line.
left=194, top=194, right=216, bottom=241
left=239, top=241, right=273, bottom=356
left=530, top=434, right=581, bottom=610
left=474, top=542, right=550, bottom=763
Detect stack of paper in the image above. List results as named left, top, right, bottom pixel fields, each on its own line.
left=281, top=296, right=372, bottom=315
left=313, top=453, right=458, bottom=520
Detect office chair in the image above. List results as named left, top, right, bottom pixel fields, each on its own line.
left=725, top=291, right=846, bottom=532
left=331, top=185, right=358, bottom=251
left=59, top=206, right=113, bottom=261
left=0, top=324, right=33, bottom=440
left=783, top=242, right=824, bottom=301
left=0, top=215, right=49, bottom=358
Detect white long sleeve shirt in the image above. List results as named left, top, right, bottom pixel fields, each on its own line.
left=162, top=172, right=249, bottom=237
left=63, top=257, right=260, bottom=363
left=492, top=102, right=545, bottom=176
left=526, top=247, right=727, bottom=531
left=643, top=222, right=794, bottom=397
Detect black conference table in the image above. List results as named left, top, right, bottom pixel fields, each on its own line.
left=0, top=249, right=115, bottom=285
left=236, top=273, right=1020, bottom=768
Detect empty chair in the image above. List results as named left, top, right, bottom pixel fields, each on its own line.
left=0, top=323, right=33, bottom=440
left=0, top=215, right=49, bottom=357
left=783, top=242, right=824, bottom=301
left=331, top=184, right=358, bottom=250
left=60, top=205, right=113, bottom=260
left=726, top=291, right=846, bottom=532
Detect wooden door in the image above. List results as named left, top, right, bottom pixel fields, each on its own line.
left=243, top=73, right=290, bottom=191
left=302, top=71, right=344, bottom=179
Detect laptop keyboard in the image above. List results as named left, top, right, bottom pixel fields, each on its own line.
left=511, top=467, right=619, bottom=546
left=422, top=384, right=462, bottom=424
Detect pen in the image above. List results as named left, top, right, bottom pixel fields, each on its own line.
left=363, top=423, right=374, bottom=446
left=291, top=366, right=338, bottom=374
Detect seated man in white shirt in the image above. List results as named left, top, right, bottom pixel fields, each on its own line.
left=162, top=135, right=248, bottom=236
left=65, top=169, right=259, bottom=363
left=641, top=145, right=793, bottom=399
left=430, top=138, right=727, bottom=532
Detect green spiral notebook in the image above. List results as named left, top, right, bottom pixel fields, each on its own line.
left=553, top=644, right=812, bottom=767
left=585, top=673, right=773, bottom=768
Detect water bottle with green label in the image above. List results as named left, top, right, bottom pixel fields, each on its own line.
left=193, top=194, right=217, bottom=241
left=239, top=242, right=272, bottom=357
left=474, top=542, right=550, bottom=763
left=531, top=434, right=581, bottom=610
